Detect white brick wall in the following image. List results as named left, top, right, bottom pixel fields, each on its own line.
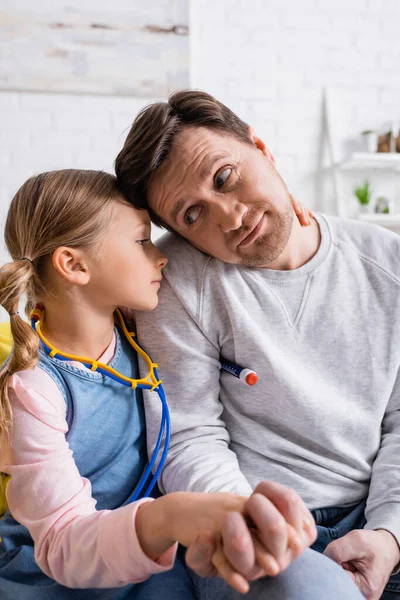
left=0, top=92, right=162, bottom=319
left=1, top=0, right=400, bottom=274
left=0, top=92, right=160, bottom=269
left=190, top=0, right=400, bottom=214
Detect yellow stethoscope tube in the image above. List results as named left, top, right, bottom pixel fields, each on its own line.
left=31, top=306, right=162, bottom=392
left=30, top=305, right=170, bottom=501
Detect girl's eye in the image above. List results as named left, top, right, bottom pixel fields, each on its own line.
left=184, top=206, right=202, bottom=226
left=137, top=238, right=150, bottom=246
left=215, top=167, right=232, bottom=189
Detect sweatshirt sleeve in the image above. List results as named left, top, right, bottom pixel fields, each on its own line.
left=135, top=277, right=253, bottom=497
left=364, top=366, right=400, bottom=551
left=2, top=369, right=177, bottom=589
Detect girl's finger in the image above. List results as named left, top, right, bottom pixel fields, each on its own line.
left=296, top=205, right=309, bottom=226
left=185, top=531, right=218, bottom=578
left=301, top=205, right=311, bottom=226
left=251, top=523, right=302, bottom=575
left=291, top=196, right=301, bottom=214
left=290, top=196, right=301, bottom=215
left=289, top=193, right=313, bottom=227
left=250, top=533, right=280, bottom=578
left=212, top=542, right=250, bottom=595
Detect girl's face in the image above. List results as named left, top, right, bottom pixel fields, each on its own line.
left=87, top=202, right=167, bottom=312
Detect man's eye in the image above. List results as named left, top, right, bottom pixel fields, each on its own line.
left=184, top=206, right=202, bottom=225
left=137, top=238, right=150, bottom=246
left=215, top=167, right=232, bottom=189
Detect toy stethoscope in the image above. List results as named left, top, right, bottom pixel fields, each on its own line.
left=30, top=305, right=170, bottom=503
left=30, top=305, right=258, bottom=503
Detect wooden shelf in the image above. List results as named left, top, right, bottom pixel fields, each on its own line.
left=339, top=152, right=400, bottom=171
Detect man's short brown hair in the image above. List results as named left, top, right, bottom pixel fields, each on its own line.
left=115, top=89, right=251, bottom=229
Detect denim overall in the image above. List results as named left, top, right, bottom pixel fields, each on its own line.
left=0, top=327, right=200, bottom=599
left=311, top=501, right=400, bottom=599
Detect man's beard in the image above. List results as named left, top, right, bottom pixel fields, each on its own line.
left=236, top=207, right=294, bottom=268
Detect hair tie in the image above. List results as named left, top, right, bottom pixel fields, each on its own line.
left=20, top=257, right=33, bottom=264
left=9, top=311, right=19, bottom=317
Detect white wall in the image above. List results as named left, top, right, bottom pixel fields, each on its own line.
left=190, top=0, right=400, bottom=213
left=0, top=91, right=160, bottom=269
left=0, top=0, right=189, bottom=271
left=0, top=92, right=162, bottom=320
left=2, top=0, right=400, bottom=270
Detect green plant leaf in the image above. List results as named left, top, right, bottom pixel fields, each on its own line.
left=353, top=180, right=371, bottom=205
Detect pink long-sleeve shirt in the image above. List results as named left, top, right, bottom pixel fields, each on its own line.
left=1, top=334, right=177, bottom=589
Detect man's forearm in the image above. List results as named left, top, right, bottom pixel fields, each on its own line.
left=160, top=440, right=253, bottom=496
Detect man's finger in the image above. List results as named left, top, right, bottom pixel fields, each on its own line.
left=245, top=492, right=288, bottom=563
left=325, top=531, right=390, bottom=600
left=185, top=531, right=217, bottom=577
left=221, top=511, right=255, bottom=577
left=252, top=480, right=314, bottom=543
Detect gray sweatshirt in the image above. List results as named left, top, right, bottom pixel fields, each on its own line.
left=135, top=213, right=400, bottom=544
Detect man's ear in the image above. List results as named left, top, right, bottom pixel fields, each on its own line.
left=247, top=126, right=276, bottom=164
left=52, top=247, right=90, bottom=286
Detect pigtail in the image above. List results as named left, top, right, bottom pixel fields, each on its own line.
left=0, top=259, right=40, bottom=437
left=0, top=169, right=122, bottom=438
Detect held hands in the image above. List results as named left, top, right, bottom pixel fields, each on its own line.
left=185, top=481, right=317, bottom=594
left=324, top=528, right=400, bottom=600
left=136, top=481, right=316, bottom=593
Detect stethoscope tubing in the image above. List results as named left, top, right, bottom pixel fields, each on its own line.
left=31, top=317, right=171, bottom=503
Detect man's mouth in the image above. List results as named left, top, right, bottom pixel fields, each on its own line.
left=238, top=214, right=265, bottom=247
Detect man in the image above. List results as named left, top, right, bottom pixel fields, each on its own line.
left=115, top=90, right=400, bottom=600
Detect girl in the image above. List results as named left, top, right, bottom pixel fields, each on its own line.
left=0, top=169, right=313, bottom=600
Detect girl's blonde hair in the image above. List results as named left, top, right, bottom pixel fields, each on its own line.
left=0, top=169, right=125, bottom=437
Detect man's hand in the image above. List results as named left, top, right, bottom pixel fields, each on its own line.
left=186, top=480, right=317, bottom=593
left=324, top=529, right=400, bottom=600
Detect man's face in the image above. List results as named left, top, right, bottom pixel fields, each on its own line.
left=148, top=126, right=294, bottom=267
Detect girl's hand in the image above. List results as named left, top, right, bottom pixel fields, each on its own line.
left=135, top=491, right=246, bottom=562
left=290, top=194, right=314, bottom=227
left=165, top=491, right=246, bottom=548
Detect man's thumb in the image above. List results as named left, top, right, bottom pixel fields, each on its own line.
left=324, top=535, right=358, bottom=565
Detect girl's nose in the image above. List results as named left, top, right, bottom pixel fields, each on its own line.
left=157, top=252, right=168, bottom=270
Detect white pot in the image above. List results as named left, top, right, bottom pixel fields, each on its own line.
left=362, top=132, right=378, bottom=153
left=359, top=203, right=372, bottom=214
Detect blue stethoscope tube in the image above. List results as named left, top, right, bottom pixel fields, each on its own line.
left=128, top=370, right=171, bottom=501
left=32, top=320, right=256, bottom=502
left=32, top=319, right=170, bottom=503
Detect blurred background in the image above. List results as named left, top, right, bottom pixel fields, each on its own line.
left=1, top=0, right=400, bottom=277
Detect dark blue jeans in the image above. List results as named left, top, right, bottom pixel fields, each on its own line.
left=311, top=501, right=400, bottom=599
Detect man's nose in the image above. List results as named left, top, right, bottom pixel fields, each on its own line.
left=213, top=198, right=248, bottom=233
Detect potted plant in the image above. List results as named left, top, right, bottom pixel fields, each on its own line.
left=354, top=180, right=372, bottom=214
left=375, top=196, right=395, bottom=214
left=361, top=130, right=378, bottom=153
